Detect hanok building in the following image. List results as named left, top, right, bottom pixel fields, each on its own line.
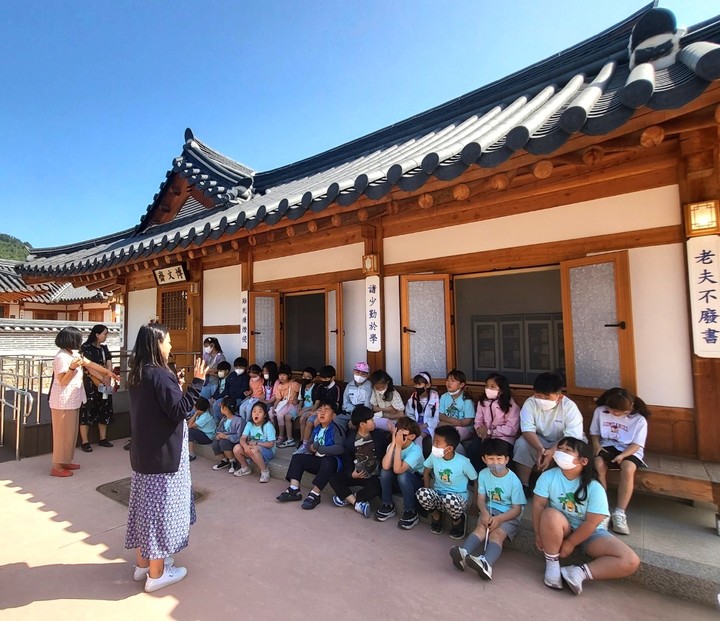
left=20, top=5, right=720, bottom=475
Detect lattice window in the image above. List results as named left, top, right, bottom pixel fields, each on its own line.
left=161, top=290, right=187, bottom=330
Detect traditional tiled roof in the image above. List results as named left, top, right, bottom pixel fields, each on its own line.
left=0, top=260, right=106, bottom=303
left=21, top=5, right=720, bottom=278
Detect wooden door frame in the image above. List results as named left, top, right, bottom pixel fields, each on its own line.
left=560, top=251, right=636, bottom=396
left=325, top=283, right=344, bottom=379
left=400, top=274, right=454, bottom=385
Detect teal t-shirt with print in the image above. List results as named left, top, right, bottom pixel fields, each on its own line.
left=534, top=468, right=609, bottom=530
left=478, top=468, right=526, bottom=514
left=439, top=392, right=475, bottom=420
left=400, top=442, right=424, bottom=474
left=195, top=411, right=216, bottom=439
left=423, top=452, right=478, bottom=500
left=243, top=421, right=277, bottom=454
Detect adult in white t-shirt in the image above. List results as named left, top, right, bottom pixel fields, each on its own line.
left=513, top=373, right=584, bottom=488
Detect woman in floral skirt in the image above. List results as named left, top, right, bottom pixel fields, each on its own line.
left=125, top=323, right=207, bottom=592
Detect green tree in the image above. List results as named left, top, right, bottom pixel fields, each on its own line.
left=0, top=234, right=30, bottom=261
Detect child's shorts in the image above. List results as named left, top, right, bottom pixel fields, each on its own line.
left=307, top=414, right=317, bottom=425
left=489, top=507, right=521, bottom=541
left=258, top=446, right=275, bottom=463
left=596, top=445, right=647, bottom=469
left=580, top=527, right=614, bottom=553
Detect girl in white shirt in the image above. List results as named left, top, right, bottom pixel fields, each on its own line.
left=370, top=370, right=405, bottom=431
left=405, top=371, right=439, bottom=455
left=590, top=387, right=650, bottom=536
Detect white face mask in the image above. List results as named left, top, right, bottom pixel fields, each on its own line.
left=431, top=445, right=447, bottom=459
left=353, top=374, right=366, bottom=385
left=535, top=397, right=557, bottom=411
left=203, top=346, right=212, bottom=354
left=487, top=463, right=506, bottom=474
left=485, top=388, right=499, bottom=400
left=553, top=450, right=577, bottom=470
left=235, top=368, right=245, bottom=375
left=218, top=371, right=227, bottom=379
left=263, top=373, right=270, bottom=380
left=448, top=388, right=462, bottom=397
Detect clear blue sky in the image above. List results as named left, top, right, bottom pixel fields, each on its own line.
left=1, top=1, right=718, bottom=250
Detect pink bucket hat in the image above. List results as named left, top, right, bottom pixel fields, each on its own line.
left=353, top=362, right=370, bottom=374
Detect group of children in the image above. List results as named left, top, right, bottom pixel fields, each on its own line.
left=187, top=344, right=646, bottom=594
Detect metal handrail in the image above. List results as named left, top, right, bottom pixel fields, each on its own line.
left=0, top=382, right=34, bottom=461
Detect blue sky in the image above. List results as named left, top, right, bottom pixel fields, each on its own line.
left=1, top=0, right=718, bottom=249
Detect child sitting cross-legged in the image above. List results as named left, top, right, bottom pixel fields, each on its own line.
left=416, top=425, right=478, bottom=540
left=449, top=438, right=526, bottom=580
left=375, top=416, right=425, bottom=530
left=187, top=397, right=214, bottom=462
left=233, top=401, right=276, bottom=483
left=276, top=400, right=346, bottom=510
left=211, top=397, right=245, bottom=474
left=328, top=405, right=388, bottom=518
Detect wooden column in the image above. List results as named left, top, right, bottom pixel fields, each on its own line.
left=188, top=259, right=203, bottom=354
left=678, top=127, right=720, bottom=462
left=362, top=224, right=385, bottom=372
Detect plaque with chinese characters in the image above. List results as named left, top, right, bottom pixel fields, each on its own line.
left=153, top=264, right=188, bottom=286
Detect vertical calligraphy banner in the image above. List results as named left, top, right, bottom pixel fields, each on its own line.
left=240, top=291, right=249, bottom=350
left=365, top=275, right=381, bottom=352
left=687, top=235, right=720, bottom=358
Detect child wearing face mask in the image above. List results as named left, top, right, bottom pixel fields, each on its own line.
left=238, top=365, right=264, bottom=421
left=416, top=425, right=478, bottom=540
left=339, top=362, right=372, bottom=430
left=513, top=372, right=584, bottom=495
left=260, top=361, right=279, bottom=414
left=590, top=387, right=650, bottom=536
left=405, top=371, right=440, bottom=456
left=200, top=337, right=225, bottom=399
left=449, top=438, right=525, bottom=580
left=225, top=356, right=250, bottom=412
left=294, top=365, right=340, bottom=455
left=272, top=364, right=300, bottom=449
left=369, top=369, right=405, bottom=432
left=533, top=436, right=639, bottom=594
left=466, top=373, right=520, bottom=471
left=437, top=369, right=475, bottom=442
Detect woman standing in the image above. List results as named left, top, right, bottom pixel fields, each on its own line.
left=200, top=337, right=225, bottom=399
left=125, top=323, right=207, bottom=592
left=79, top=324, right=114, bottom=452
left=49, top=326, right=118, bottom=478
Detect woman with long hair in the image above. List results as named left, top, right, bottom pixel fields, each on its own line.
left=125, top=323, right=207, bottom=593
left=79, top=324, right=115, bottom=452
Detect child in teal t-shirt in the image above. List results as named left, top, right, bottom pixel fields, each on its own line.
left=233, top=401, right=277, bottom=483
left=187, top=397, right=214, bottom=460
left=416, top=426, right=478, bottom=540
left=532, top=436, right=640, bottom=595
left=450, top=439, right=525, bottom=580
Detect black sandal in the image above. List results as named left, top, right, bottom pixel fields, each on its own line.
left=98, top=439, right=113, bottom=448
left=81, top=443, right=93, bottom=452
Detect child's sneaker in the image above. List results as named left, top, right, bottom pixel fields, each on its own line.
left=144, top=565, right=188, bottom=593
left=233, top=466, right=252, bottom=477
left=293, top=443, right=309, bottom=455
left=449, top=546, right=467, bottom=571
left=560, top=565, right=585, bottom=595
left=398, top=510, right=419, bottom=530
left=332, top=495, right=349, bottom=507
left=466, top=554, right=493, bottom=580
left=430, top=517, right=443, bottom=535
left=188, top=454, right=196, bottom=462
left=133, top=557, right=174, bottom=582
left=354, top=501, right=370, bottom=518
left=375, top=503, right=396, bottom=522
left=278, top=438, right=296, bottom=449
left=259, top=469, right=271, bottom=483
left=611, top=511, right=629, bottom=535
left=212, top=458, right=230, bottom=470
left=275, top=436, right=286, bottom=447
left=228, top=460, right=239, bottom=474
left=301, top=493, right=322, bottom=510
left=544, top=562, right=563, bottom=589
left=276, top=487, right=303, bottom=502
left=449, top=513, right=466, bottom=540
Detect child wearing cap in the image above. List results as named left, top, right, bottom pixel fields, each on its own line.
left=339, top=362, right=372, bottom=430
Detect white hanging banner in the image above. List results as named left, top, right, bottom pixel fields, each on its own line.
left=687, top=235, right=720, bottom=358
left=240, top=291, right=249, bottom=350
left=365, top=275, right=381, bottom=352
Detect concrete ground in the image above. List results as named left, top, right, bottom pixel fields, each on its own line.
left=0, top=443, right=718, bottom=621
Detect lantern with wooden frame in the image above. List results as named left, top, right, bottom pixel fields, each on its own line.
left=684, top=200, right=720, bottom=237
left=361, top=254, right=379, bottom=275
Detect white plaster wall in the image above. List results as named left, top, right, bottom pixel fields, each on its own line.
left=629, top=244, right=694, bottom=408
left=23, top=310, right=32, bottom=319
left=9, top=304, right=19, bottom=318
left=204, top=333, right=242, bottom=369
left=385, top=186, right=681, bottom=264
left=342, top=280, right=367, bottom=382
left=127, top=288, right=157, bottom=350
left=254, top=243, right=364, bottom=283
left=384, top=276, right=402, bottom=383
left=103, top=309, right=113, bottom=323
left=203, top=265, right=243, bottom=326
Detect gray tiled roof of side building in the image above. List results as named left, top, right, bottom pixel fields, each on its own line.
left=20, top=5, right=720, bottom=278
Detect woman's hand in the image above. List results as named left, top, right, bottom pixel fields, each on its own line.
left=193, top=358, right=208, bottom=381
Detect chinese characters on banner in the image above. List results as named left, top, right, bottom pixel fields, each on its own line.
left=240, top=291, right=249, bottom=350
left=687, top=236, right=720, bottom=358
left=153, top=264, right=187, bottom=286
left=365, top=276, right=381, bottom=352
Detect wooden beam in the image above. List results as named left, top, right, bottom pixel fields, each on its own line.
left=307, top=221, right=318, bottom=233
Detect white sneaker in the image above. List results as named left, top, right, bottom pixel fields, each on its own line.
left=228, top=460, right=239, bottom=474
left=132, top=557, right=174, bottom=582
left=259, top=469, right=271, bottom=483
left=560, top=565, right=585, bottom=595
left=611, top=512, right=630, bottom=535
left=449, top=546, right=467, bottom=571
left=233, top=466, right=252, bottom=478
left=144, top=565, right=188, bottom=592
left=466, top=554, right=493, bottom=580
left=544, top=561, right=563, bottom=589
